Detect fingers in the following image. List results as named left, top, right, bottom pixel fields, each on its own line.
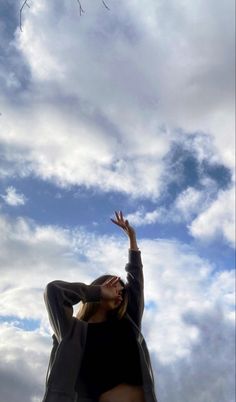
left=111, top=211, right=130, bottom=235
left=110, top=218, right=120, bottom=226
left=110, top=277, right=120, bottom=286
left=102, top=276, right=120, bottom=287
left=114, top=210, right=124, bottom=222
left=111, top=210, right=126, bottom=226
left=115, top=211, right=120, bottom=221
left=102, top=278, right=111, bottom=286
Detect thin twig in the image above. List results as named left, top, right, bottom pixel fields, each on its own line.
left=20, top=0, right=110, bottom=30
left=76, top=0, right=110, bottom=16
left=102, top=0, right=110, bottom=10
left=76, top=0, right=85, bottom=16
left=20, top=0, right=30, bottom=32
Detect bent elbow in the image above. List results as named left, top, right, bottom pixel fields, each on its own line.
left=44, top=281, right=58, bottom=302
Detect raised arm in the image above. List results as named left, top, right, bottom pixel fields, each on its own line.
left=111, top=210, right=144, bottom=329
left=125, top=247, right=144, bottom=329
left=44, top=280, right=102, bottom=342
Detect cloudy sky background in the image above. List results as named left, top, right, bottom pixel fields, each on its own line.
left=0, top=0, right=235, bottom=401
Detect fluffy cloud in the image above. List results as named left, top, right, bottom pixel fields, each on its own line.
left=0, top=186, right=27, bottom=206
left=0, top=213, right=234, bottom=401
left=174, top=187, right=204, bottom=219
left=14, top=0, right=234, bottom=169
left=125, top=206, right=161, bottom=226
left=153, top=307, right=235, bottom=402
left=125, top=186, right=207, bottom=227
left=0, top=323, right=50, bottom=402
left=0, top=98, right=169, bottom=198
left=189, top=187, right=235, bottom=247
left=0, top=0, right=234, bottom=195
left=0, top=0, right=233, bottom=244
left=123, top=171, right=235, bottom=248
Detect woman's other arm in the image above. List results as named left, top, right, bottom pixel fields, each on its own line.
left=44, top=280, right=102, bottom=342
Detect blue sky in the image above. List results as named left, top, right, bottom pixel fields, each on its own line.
left=0, top=1, right=235, bottom=402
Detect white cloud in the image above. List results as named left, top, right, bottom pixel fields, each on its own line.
left=189, top=187, right=235, bottom=248
left=13, top=0, right=234, bottom=173
left=153, top=306, right=235, bottom=402
left=125, top=206, right=161, bottom=226
left=0, top=323, right=50, bottom=402
left=172, top=180, right=217, bottom=222
left=140, top=238, right=235, bottom=361
left=0, top=0, right=233, bottom=199
left=120, top=186, right=210, bottom=228
left=1, top=186, right=27, bottom=206
left=0, top=100, right=169, bottom=199
left=174, top=187, right=203, bottom=218
left=122, top=181, right=235, bottom=249
left=0, top=213, right=235, bottom=401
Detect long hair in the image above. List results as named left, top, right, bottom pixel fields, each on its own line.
left=76, top=275, right=128, bottom=322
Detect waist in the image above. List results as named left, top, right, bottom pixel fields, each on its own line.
left=98, top=383, right=145, bottom=402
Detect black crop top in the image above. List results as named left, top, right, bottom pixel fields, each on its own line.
left=75, top=317, right=143, bottom=398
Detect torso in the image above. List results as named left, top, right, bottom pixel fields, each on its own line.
left=82, top=318, right=145, bottom=401
left=98, top=383, right=146, bottom=402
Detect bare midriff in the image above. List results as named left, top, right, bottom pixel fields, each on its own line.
left=98, top=383, right=146, bottom=402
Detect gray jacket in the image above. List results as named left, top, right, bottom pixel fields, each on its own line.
left=42, top=249, right=158, bottom=402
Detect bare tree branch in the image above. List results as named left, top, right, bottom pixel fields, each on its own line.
left=19, top=0, right=111, bottom=31
left=20, top=0, right=30, bottom=32
left=76, top=0, right=85, bottom=16
left=102, top=0, right=110, bottom=10
left=76, top=0, right=110, bottom=15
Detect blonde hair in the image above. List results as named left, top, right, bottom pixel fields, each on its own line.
left=76, top=275, right=128, bottom=322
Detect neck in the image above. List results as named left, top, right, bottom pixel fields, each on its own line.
left=88, top=307, right=108, bottom=323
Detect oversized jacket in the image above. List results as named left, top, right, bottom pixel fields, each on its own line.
left=42, top=249, right=158, bottom=402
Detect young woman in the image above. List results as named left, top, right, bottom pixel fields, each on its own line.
left=42, top=211, right=158, bottom=402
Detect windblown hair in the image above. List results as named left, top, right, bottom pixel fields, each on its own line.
left=76, top=275, right=128, bottom=322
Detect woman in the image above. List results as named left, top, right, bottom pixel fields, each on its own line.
left=42, top=211, right=158, bottom=402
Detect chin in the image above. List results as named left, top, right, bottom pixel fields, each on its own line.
left=107, top=302, right=117, bottom=311
left=106, top=300, right=121, bottom=311
left=113, top=302, right=121, bottom=310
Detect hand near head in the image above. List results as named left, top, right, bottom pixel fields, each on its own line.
left=110, top=210, right=136, bottom=238
left=100, top=276, right=121, bottom=300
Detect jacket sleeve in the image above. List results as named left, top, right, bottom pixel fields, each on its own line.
left=44, top=280, right=102, bottom=342
left=125, top=249, right=144, bottom=329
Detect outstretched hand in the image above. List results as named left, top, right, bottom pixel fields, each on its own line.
left=110, top=210, right=136, bottom=238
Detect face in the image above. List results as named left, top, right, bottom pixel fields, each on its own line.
left=101, top=279, right=125, bottom=311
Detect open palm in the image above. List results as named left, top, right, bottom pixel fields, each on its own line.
left=110, top=210, right=136, bottom=238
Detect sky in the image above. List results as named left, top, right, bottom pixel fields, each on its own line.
left=0, top=0, right=235, bottom=401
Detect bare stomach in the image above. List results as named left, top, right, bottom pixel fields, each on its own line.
left=98, top=383, right=146, bottom=402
